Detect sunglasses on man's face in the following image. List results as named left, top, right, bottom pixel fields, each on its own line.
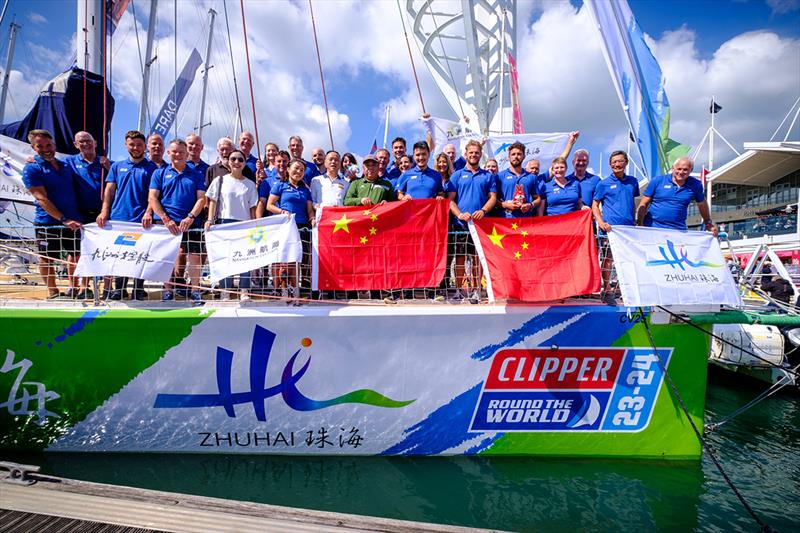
left=229, top=157, right=245, bottom=162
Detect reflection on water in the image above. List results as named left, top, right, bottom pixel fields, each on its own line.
left=6, top=377, right=799, bottom=532
left=33, top=453, right=703, bottom=532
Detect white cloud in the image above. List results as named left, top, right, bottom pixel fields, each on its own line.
left=27, top=12, right=47, bottom=25
left=7, top=0, right=799, bottom=171
left=767, top=0, right=800, bottom=14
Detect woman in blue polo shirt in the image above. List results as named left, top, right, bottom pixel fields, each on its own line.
left=543, top=157, right=584, bottom=216
left=265, top=159, right=315, bottom=301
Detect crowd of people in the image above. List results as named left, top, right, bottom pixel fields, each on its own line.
left=20, top=123, right=718, bottom=305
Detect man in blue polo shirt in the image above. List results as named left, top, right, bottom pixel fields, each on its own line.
left=239, top=131, right=259, bottom=176
left=65, top=130, right=112, bottom=299
left=147, top=133, right=169, bottom=169
left=385, top=136, right=407, bottom=184
left=186, top=133, right=210, bottom=176
left=22, top=129, right=83, bottom=300
left=494, top=141, right=539, bottom=218
left=397, top=141, right=445, bottom=200
left=149, top=139, right=206, bottom=303
left=99, top=130, right=158, bottom=301
left=567, top=149, right=600, bottom=208
left=450, top=139, right=497, bottom=303
left=288, top=135, right=321, bottom=185
left=592, top=150, right=640, bottom=304
left=636, top=156, right=717, bottom=234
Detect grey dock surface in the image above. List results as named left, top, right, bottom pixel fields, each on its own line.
left=0, top=471, right=498, bottom=533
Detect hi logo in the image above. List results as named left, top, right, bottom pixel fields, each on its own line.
left=114, top=232, right=142, bottom=246
left=646, top=239, right=721, bottom=270
left=154, top=326, right=414, bottom=420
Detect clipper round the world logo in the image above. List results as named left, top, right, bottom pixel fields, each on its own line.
left=470, top=347, right=672, bottom=432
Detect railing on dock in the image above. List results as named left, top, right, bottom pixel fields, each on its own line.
left=0, top=225, right=618, bottom=304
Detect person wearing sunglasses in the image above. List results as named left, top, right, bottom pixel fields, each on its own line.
left=205, top=149, right=259, bottom=301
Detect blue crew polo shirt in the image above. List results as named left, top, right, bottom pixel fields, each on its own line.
left=593, top=173, right=640, bottom=226
left=451, top=166, right=496, bottom=227
left=442, top=178, right=456, bottom=196
left=64, top=153, right=105, bottom=212
left=257, top=178, right=272, bottom=201
left=270, top=181, right=312, bottom=224
left=568, top=172, right=600, bottom=207
left=643, top=174, right=705, bottom=230
left=22, top=156, right=82, bottom=225
left=107, top=158, right=158, bottom=222
left=243, top=154, right=259, bottom=177
left=397, top=166, right=444, bottom=198
left=148, top=158, right=169, bottom=170
left=495, top=168, right=538, bottom=218
left=453, top=155, right=466, bottom=171
left=186, top=158, right=210, bottom=176
left=544, top=178, right=582, bottom=216
left=149, top=165, right=206, bottom=224
left=386, top=166, right=403, bottom=187
left=301, top=158, right=321, bottom=185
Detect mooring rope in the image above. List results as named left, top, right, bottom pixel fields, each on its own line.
left=639, top=308, right=772, bottom=532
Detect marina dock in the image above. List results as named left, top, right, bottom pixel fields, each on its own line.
left=0, top=466, right=492, bottom=533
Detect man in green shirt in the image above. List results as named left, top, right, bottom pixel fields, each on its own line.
left=344, top=154, right=396, bottom=206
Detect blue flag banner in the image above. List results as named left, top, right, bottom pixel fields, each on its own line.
left=585, top=0, right=681, bottom=179
left=150, top=49, right=203, bottom=138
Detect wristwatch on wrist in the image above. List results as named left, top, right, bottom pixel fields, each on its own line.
left=58, top=215, right=68, bottom=223
left=703, top=219, right=714, bottom=226
left=187, top=212, right=196, bottom=220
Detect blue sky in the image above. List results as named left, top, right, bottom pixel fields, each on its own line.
left=1, top=0, right=799, bottom=176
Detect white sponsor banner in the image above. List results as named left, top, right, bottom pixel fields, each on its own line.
left=75, top=222, right=182, bottom=281
left=423, top=115, right=482, bottom=154
left=608, top=226, right=742, bottom=307
left=0, top=134, right=37, bottom=203
left=486, top=133, right=569, bottom=172
left=205, top=216, right=302, bottom=282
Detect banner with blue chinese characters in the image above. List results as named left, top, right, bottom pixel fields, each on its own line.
left=608, top=226, right=742, bottom=307
left=75, top=222, right=182, bottom=282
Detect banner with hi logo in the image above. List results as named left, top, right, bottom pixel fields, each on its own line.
left=205, top=215, right=302, bottom=282
left=608, top=226, right=742, bottom=307
left=75, top=222, right=182, bottom=281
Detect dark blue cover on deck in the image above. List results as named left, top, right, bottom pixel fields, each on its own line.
left=0, top=68, right=114, bottom=155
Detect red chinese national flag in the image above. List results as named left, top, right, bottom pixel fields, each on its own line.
left=315, top=199, right=449, bottom=290
left=470, top=210, right=600, bottom=302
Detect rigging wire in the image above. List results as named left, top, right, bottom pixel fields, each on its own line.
left=83, top=0, right=89, bottom=131
left=130, top=0, right=150, bottom=129
left=638, top=309, right=771, bottom=532
left=395, top=0, right=425, bottom=114
left=173, top=0, right=177, bottom=139
left=239, top=0, right=261, bottom=159
left=307, top=0, right=334, bottom=150
left=222, top=0, right=244, bottom=137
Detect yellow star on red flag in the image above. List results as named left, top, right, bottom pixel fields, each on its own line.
left=333, top=214, right=351, bottom=234
left=488, top=225, right=506, bottom=248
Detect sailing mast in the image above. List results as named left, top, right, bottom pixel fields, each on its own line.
left=197, top=8, right=216, bottom=137
left=0, top=20, right=19, bottom=124
left=137, top=0, right=158, bottom=133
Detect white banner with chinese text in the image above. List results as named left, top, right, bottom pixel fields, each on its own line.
left=608, top=226, right=742, bottom=307
left=486, top=133, right=570, bottom=172
left=75, top=222, right=182, bottom=281
left=205, top=216, right=302, bottom=282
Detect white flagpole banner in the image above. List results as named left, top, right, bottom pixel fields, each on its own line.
left=75, top=222, right=182, bottom=282
left=608, top=226, right=742, bottom=307
left=486, top=133, right=569, bottom=172
left=205, top=215, right=302, bottom=282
